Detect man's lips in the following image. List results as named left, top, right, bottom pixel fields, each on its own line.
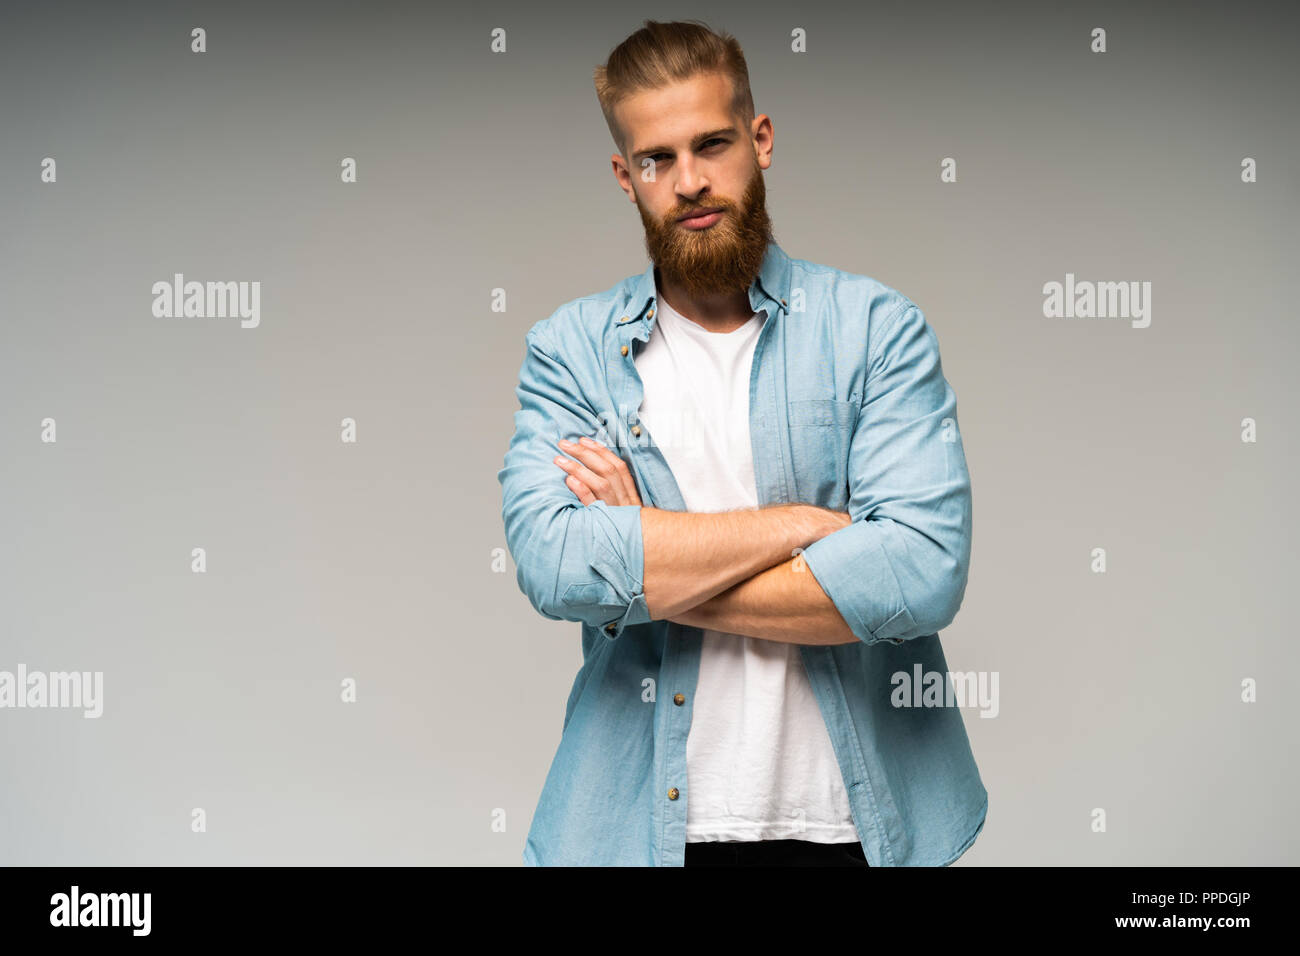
left=676, top=207, right=725, bottom=228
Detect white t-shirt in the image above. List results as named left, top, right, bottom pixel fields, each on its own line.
left=634, top=286, right=859, bottom=844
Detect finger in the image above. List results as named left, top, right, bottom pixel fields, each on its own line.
left=556, top=442, right=621, bottom=496
left=564, top=474, right=597, bottom=506
left=559, top=438, right=615, bottom=479
left=553, top=449, right=612, bottom=500
left=576, top=437, right=641, bottom=504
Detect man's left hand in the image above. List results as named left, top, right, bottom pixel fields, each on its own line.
left=553, top=437, right=643, bottom=507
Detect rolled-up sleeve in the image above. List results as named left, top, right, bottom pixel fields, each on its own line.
left=799, top=302, right=972, bottom=645
left=497, top=321, right=651, bottom=640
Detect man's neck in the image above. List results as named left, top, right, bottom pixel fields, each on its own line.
left=655, top=266, right=755, bottom=333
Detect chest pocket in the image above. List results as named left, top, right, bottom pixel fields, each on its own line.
left=787, top=398, right=858, bottom=510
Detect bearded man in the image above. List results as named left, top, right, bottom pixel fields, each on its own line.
left=498, top=19, right=986, bottom=868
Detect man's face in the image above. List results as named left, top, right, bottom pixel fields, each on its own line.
left=613, top=72, right=774, bottom=301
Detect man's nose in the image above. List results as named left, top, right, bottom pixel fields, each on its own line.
left=675, top=157, right=709, bottom=198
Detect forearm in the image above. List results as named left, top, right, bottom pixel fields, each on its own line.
left=641, top=504, right=846, bottom=621
left=666, top=553, right=858, bottom=646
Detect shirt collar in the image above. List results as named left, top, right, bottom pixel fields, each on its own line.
left=618, top=240, right=792, bottom=327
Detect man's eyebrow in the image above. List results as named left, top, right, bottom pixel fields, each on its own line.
left=630, top=127, right=739, bottom=162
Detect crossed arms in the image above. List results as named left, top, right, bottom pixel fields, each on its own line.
left=497, top=304, right=971, bottom=647
left=553, top=438, right=858, bottom=645
left=642, top=506, right=856, bottom=645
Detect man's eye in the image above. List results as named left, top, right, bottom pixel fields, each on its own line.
left=648, top=141, right=725, bottom=162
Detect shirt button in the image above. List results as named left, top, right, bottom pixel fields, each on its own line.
left=619, top=315, right=629, bottom=323
left=673, top=693, right=684, bottom=705
left=668, top=788, right=679, bottom=800
left=620, top=344, right=629, bottom=356
left=631, top=424, right=641, bottom=437
left=647, top=309, right=655, bottom=317
left=605, top=622, right=616, bottom=634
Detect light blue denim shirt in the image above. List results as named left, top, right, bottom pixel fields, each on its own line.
left=498, top=240, right=987, bottom=866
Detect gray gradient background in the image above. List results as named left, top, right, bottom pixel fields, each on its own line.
left=1, top=0, right=1296, bottom=865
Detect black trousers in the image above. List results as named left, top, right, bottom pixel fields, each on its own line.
left=684, top=839, right=869, bottom=867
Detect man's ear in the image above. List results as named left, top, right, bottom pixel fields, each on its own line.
left=610, top=153, right=637, bottom=203
left=750, top=114, right=774, bottom=170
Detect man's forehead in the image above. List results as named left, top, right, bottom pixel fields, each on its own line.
left=620, top=75, right=737, bottom=148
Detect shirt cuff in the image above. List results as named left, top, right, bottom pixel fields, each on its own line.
left=799, top=518, right=916, bottom=645
left=570, top=500, right=651, bottom=641
left=601, top=591, right=652, bottom=640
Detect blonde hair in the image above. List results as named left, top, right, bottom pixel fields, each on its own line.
left=594, top=19, right=755, bottom=158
